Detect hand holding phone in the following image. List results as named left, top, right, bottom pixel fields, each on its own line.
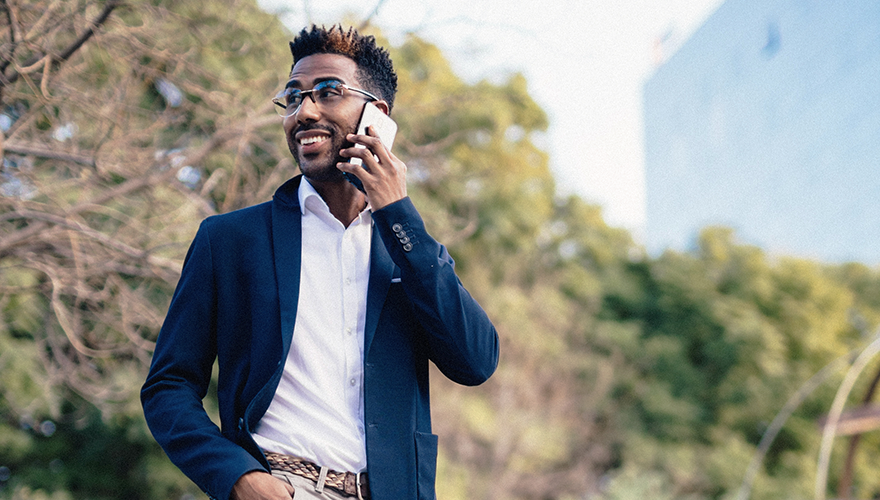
left=344, top=101, right=398, bottom=193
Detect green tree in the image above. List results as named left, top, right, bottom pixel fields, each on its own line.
left=596, top=228, right=880, bottom=500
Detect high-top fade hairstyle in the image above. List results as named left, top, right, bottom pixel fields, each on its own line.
left=289, top=25, right=398, bottom=112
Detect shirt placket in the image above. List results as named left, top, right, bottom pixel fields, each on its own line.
left=340, top=222, right=364, bottom=434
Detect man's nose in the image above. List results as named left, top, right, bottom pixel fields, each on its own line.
left=296, top=95, right=321, bottom=123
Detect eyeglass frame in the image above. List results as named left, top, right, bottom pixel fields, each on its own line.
left=272, top=80, right=380, bottom=117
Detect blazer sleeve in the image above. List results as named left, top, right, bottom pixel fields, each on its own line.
left=140, top=221, right=264, bottom=500
left=371, top=197, right=499, bottom=386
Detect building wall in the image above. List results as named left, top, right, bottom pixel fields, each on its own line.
left=644, top=0, right=880, bottom=263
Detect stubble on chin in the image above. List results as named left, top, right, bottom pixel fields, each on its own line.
left=290, top=128, right=356, bottom=183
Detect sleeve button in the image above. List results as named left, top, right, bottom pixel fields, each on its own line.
left=392, top=223, right=403, bottom=232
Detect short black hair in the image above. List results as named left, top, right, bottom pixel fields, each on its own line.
left=289, top=25, right=398, bottom=111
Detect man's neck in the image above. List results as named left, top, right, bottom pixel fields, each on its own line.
left=306, top=177, right=368, bottom=227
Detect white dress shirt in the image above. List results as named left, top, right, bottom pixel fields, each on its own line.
left=253, top=178, right=372, bottom=472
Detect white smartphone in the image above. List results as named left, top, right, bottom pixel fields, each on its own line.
left=345, top=101, right=398, bottom=192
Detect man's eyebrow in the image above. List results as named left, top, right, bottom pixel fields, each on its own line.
left=285, top=77, right=345, bottom=90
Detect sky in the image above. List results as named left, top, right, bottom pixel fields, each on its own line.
left=256, top=0, right=726, bottom=237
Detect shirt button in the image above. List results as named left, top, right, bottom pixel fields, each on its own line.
left=350, top=378, right=357, bottom=386
left=346, top=327, right=353, bottom=335
left=345, top=277, right=351, bottom=285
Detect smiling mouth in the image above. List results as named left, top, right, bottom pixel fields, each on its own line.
left=299, top=135, right=329, bottom=146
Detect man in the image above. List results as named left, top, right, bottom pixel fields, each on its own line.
left=141, top=25, right=499, bottom=500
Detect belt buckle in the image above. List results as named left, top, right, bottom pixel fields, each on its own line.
left=356, top=472, right=364, bottom=500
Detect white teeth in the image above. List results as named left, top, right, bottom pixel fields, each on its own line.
left=300, top=136, right=328, bottom=146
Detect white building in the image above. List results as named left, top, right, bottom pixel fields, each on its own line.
left=644, top=0, right=880, bottom=263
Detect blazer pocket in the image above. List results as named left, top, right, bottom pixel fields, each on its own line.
left=414, top=431, right=439, bottom=500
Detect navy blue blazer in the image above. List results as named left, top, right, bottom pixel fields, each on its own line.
left=141, top=176, right=499, bottom=500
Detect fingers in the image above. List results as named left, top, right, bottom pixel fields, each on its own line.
left=337, top=125, right=407, bottom=210
left=231, top=471, right=295, bottom=499
left=341, top=126, right=392, bottom=165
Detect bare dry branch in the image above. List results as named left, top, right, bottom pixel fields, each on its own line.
left=0, top=0, right=121, bottom=87
left=3, top=140, right=96, bottom=166
left=0, top=0, right=293, bottom=419
left=1, top=209, right=181, bottom=272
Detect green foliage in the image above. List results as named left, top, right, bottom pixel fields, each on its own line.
left=595, top=228, right=880, bottom=500
left=0, top=404, right=199, bottom=500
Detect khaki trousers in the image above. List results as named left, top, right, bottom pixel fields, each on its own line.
left=270, top=470, right=352, bottom=500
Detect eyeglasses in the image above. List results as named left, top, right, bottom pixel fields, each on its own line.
left=272, top=80, right=379, bottom=117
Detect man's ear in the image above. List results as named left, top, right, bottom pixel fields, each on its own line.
left=373, top=100, right=390, bottom=115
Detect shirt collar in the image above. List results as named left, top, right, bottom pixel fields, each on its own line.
left=298, top=176, right=325, bottom=216
left=297, top=177, right=373, bottom=225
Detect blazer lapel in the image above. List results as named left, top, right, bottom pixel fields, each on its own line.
left=271, top=177, right=303, bottom=356
left=364, top=223, right=395, bottom=356
left=244, top=177, right=303, bottom=433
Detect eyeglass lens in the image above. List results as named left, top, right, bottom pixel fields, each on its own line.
left=274, top=81, right=345, bottom=117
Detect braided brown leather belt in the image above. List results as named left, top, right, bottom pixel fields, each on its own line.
left=265, top=452, right=370, bottom=500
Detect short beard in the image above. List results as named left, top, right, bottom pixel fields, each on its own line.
left=290, top=123, right=357, bottom=183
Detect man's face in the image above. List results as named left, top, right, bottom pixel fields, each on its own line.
left=282, top=53, right=366, bottom=183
